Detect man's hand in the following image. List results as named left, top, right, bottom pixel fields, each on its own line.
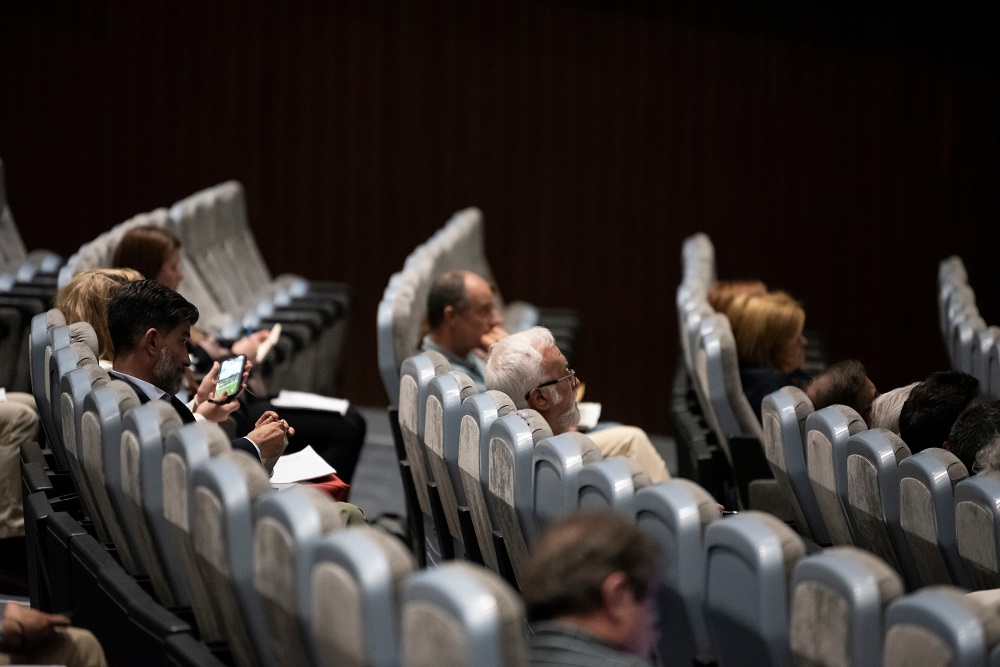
left=473, top=325, right=510, bottom=360
left=246, top=410, right=294, bottom=460
left=231, top=329, right=270, bottom=360
left=1, top=603, right=70, bottom=653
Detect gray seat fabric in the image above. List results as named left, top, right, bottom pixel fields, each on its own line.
left=399, top=353, right=448, bottom=522
left=704, top=510, right=805, bottom=667
left=899, top=448, right=970, bottom=588
left=842, top=429, right=917, bottom=587
left=761, top=386, right=830, bottom=544
left=309, top=526, right=417, bottom=667
left=29, top=311, right=66, bottom=463
left=576, top=457, right=651, bottom=517
left=806, top=405, right=868, bottom=546
left=253, top=486, right=345, bottom=667
left=955, top=472, right=1000, bottom=591
left=635, top=479, right=718, bottom=666
left=883, top=586, right=1000, bottom=667
left=401, top=562, right=526, bottom=667
left=790, top=546, right=903, bottom=667
left=972, top=327, right=1000, bottom=395
left=532, top=432, right=602, bottom=532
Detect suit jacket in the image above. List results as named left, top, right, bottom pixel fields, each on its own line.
left=114, top=374, right=261, bottom=461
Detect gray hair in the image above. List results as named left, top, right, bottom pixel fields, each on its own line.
left=484, top=326, right=555, bottom=409
left=868, top=382, right=919, bottom=434
left=975, top=435, right=1000, bottom=474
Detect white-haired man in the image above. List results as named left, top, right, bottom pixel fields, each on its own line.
left=485, top=327, right=669, bottom=482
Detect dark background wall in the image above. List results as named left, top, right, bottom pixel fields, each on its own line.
left=2, top=1, right=998, bottom=433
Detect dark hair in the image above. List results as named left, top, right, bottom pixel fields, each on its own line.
left=426, top=270, right=469, bottom=330
left=112, top=225, right=181, bottom=281
left=949, top=399, right=1000, bottom=472
left=899, top=371, right=979, bottom=453
left=522, top=511, right=660, bottom=622
left=107, top=279, right=199, bottom=356
left=808, top=360, right=875, bottom=422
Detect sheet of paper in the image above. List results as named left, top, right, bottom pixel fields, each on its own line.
left=256, top=323, right=282, bottom=364
left=270, top=444, right=336, bottom=483
left=0, top=387, right=6, bottom=402
left=270, top=390, right=349, bottom=415
left=577, top=401, right=602, bottom=430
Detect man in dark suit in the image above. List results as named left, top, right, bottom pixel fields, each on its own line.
left=106, top=279, right=289, bottom=462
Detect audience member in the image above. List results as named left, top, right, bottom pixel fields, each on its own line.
left=707, top=279, right=767, bottom=318
left=422, top=269, right=507, bottom=391
left=523, top=511, right=660, bottom=666
left=485, top=327, right=669, bottom=482
left=55, top=268, right=143, bottom=363
left=806, top=360, right=878, bottom=424
left=0, top=600, right=107, bottom=667
left=972, top=435, right=1000, bottom=474
left=948, top=399, right=1000, bottom=472
left=898, top=371, right=979, bottom=453
left=868, top=382, right=919, bottom=434
left=727, top=291, right=812, bottom=421
left=0, top=394, right=38, bottom=584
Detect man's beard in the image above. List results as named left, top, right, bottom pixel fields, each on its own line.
left=152, top=348, right=184, bottom=395
left=554, top=391, right=581, bottom=434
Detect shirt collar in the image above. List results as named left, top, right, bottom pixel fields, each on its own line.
left=108, top=369, right=168, bottom=402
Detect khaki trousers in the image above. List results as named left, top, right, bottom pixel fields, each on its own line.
left=586, top=425, right=670, bottom=483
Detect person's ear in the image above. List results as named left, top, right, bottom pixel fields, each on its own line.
left=442, top=305, right=456, bottom=323
left=527, top=387, right=549, bottom=412
left=601, top=571, right=633, bottom=622
left=141, top=327, right=160, bottom=357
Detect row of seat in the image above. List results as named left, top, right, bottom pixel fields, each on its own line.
left=940, top=256, right=1000, bottom=398
left=24, top=310, right=527, bottom=666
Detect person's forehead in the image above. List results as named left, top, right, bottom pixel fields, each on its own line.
left=541, top=344, right=568, bottom=369
left=464, top=273, right=495, bottom=302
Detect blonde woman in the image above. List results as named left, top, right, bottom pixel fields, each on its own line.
left=54, top=268, right=143, bottom=364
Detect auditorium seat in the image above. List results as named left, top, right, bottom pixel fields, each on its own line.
left=955, top=471, right=1000, bottom=590
left=532, top=432, right=602, bottom=532
left=576, top=457, right=651, bottom=517
left=401, top=562, right=525, bottom=667
left=635, top=479, right=719, bottom=666
left=29, top=310, right=67, bottom=455
left=789, top=546, right=903, bottom=667
left=309, top=526, right=416, bottom=667
left=703, top=510, right=806, bottom=667
left=899, top=448, right=970, bottom=588
left=972, top=327, right=1000, bottom=396
left=952, top=314, right=986, bottom=376
left=806, top=405, right=868, bottom=546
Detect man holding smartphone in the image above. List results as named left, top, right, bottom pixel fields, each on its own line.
left=106, top=279, right=290, bottom=462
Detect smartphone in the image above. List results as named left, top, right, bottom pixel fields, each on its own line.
left=216, top=354, right=246, bottom=401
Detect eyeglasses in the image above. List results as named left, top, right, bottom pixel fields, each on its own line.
left=525, top=369, right=576, bottom=402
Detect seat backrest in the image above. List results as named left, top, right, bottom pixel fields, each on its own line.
left=59, top=364, right=110, bottom=542
left=254, top=486, right=344, bottom=667
left=377, top=290, right=403, bottom=407
left=485, top=412, right=538, bottom=588
left=577, top=457, right=651, bottom=517
left=697, top=313, right=765, bottom=442
left=761, top=386, right=829, bottom=544
left=703, top=510, right=805, bottom=667
left=120, top=400, right=186, bottom=607
left=532, top=432, right=602, bottom=532
left=789, top=546, right=903, bottom=667
left=29, top=310, right=66, bottom=454
left=899, top=448, right=970, bottom=588
left=805, top=405, right=868, bottom=546
left=955, top=471, right=1000, bottom=591
left=883, top=587, right=1000, bottom=666
left=458, top=390, right=514, bottom=573
left=990, top=338, right=1000, bottom=400
left=952, top=316, right=986, bottom=376
left=401, top=562, right=525, bottom=667
left=398, top=353, right=449, bottom=519
left=309, top=526, right=417, bottom=667
left=972, top=327, right=1000, bottom=396
left=162, top=421, right=233, bottom=642
left=190, top=449, right=276, bottom=667
left=843, top=429, right=914, bottom=583
left=635, top=479, right=719, bottom=666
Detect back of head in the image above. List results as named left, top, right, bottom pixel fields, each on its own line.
left=899, top=371, right=979, bottom=453
left=728, top=291, right=805, bottom=369
left=806, top=360, right=875, bottom=423
left=974, top=435, right=1000, bottom=475
left=949, top=399, right=1000, bottom=472
left=426, top=270, right=469, bottom=331
left=107, top=279, right=199, bottom=358
left=707, top=280, right=767, bottom=317
left=868, top=382, right=919, bottom=434
left=522, top=511, right=660, bottom=623
left=112, top=225, right=181, bottom=281
left=56, top=268, right=144, bottom=360
left=485, top=326, right=555, bottom=409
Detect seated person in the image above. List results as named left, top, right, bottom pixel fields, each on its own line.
left=707, top=279, right=767, bottom=318
left=0, top=395, right=39, bottom=591
left=728, top=291, right=812, bottom=421
left=485, top=327, right=669, bottom=482
left=522, top=511, right=660, bottom=667
left=899, top=371, right=979, bottom=453
left=1, top=600, right=107, bottom=666
left=971, top=435, right=1000, bottom=475
left=806, top=360, right=878, bottom=425
left=868, top=382, right=919, bottom=434
left=421, top=270, right=507, bottom=392
left=55, top=268, right=144, bottom=365
left=948, top=399, right=1000, bottom=472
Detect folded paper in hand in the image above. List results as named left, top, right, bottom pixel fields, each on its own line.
left=270, top=445, right=336, bottom=483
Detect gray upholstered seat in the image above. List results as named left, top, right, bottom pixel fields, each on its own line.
left=990, top=338, right=1000, bottom=400
left=899, top=448, right=970, bottom=588
left=952, top=315, right=986, bottom=376
left=842, top=428, right=916, bottom=587
left=806, top=405, right=868, bottom=546
left=635, top=479, right=719, bottom=666
left=399, top=353, right=448, bottom=534
left=190, top=449, right=276, bottom=667
left=789, top=546, right=903, bottom=667
left=576, top=457, right=651, bottom=517
left=703, top=510, right=805, bottom=667
left=309, top=526, right=417, bottom=667
left=28, top=309, right=65, bottom=450
left=532, top=432, right=602, bottom=532
left=401, top=562, right=525, bottom=667
left=955, top=472, right=1000, bottom=590
left=162, top=421, right=232, bottom=642
left=59, top=364, right=110, bottom=542
left=253, top=486, right=345, bottom=667
left=761, top=386, right=830, bottom=544
left=972, top=327, right=1000, bottom=396
left=883, top=587, right=1000, bottom=666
